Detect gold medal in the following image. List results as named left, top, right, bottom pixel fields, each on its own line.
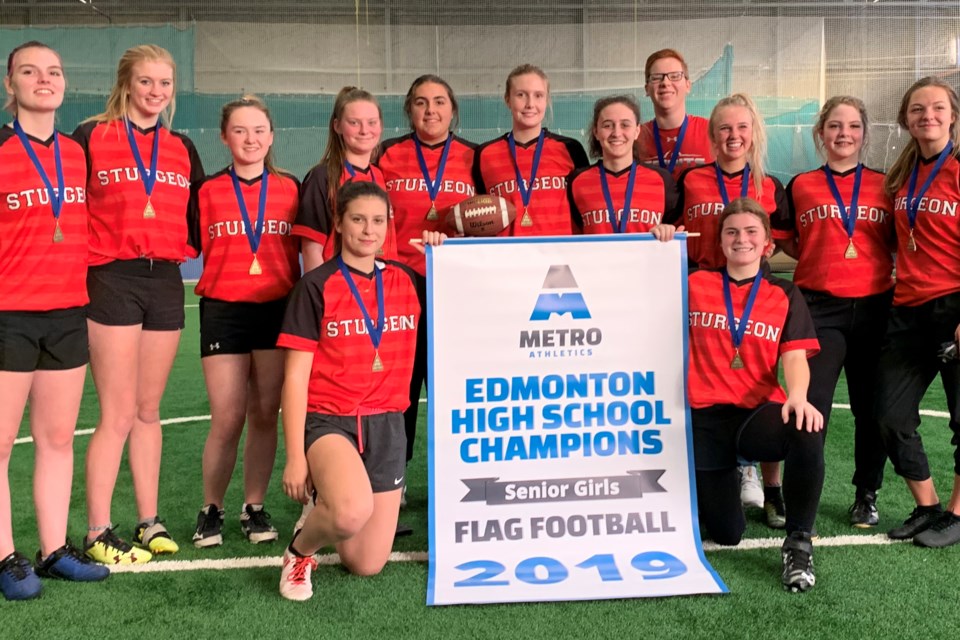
left=426, top=203, right=439, bottom=221
left=731, top=349, right=744, bottom=370
left=143, top=199, right=156, bottom=219
left=372, top=351, right=384, bottom=372
left=844, top=238, right=858, bottom=259
left=907, top=230, right=918, bottom=252
left=520, top=206, right=533, bottom=227
left=53, top=220, right=64, bottom=243
left=249, top=255, right=262, bottom=275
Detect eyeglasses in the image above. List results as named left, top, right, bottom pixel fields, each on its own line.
left=647, top=71, right=686, bottom=84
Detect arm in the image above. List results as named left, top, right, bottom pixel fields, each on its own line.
left=281, top=348, right=315, bottom=504
left=301, top=239, right=325, bottom=272
left=780, top=349, right=823, bottom=433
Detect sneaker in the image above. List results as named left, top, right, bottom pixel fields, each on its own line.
left=738, top=465, right=764, bottom=509
left=781, top=531, right=815, bottom=593
left=133, top=518, right=179, bottom=555
left=764, top=492, right=787, bottom=530
left=0, top=551, right=42, bottom=601
left=849, top=490, right=879, bottom=528
left=241, top=504, right=279, bottom=544
left=85, top=527, right=151, bottom=565
left=279, top=549, right=318, bottom=601
left=913, top=512, right=960, bottom=548
left=888, top=505, right=943, bottom=540
left=293, top=496, right=315, bottom=537
left=193, top=505, right=225, bottom=548
left=35, top=542, right=110, bottom=582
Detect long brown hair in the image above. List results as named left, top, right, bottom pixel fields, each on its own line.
left=884, top=77, right=960, bottom=197
left=320, top=86, right=382, bottom=211
left=403, top=74, right=460, bottom=133
left=587, top=94, right=641, bottom=159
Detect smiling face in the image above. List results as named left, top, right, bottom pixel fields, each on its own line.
left=506, top=72, right=548, bottom=135
left=222, top=105, right=273, bottom=171
left=594, top=101, right=641, bottom=165
left=337, top=194, right=388, bottom=262
left=818, top=103, right=864, bottom=166
left=410, top=81, right=454, bottom=145
left=712, top=105, right=753, bottom=166
left=4, top=45, right=65, bottom=115
left=644, top=56, right=690, bottom=114
left=127, top=60, right=174, bottom=125
left=720, top=211, right=770, bottom=270
left=334, top=99, right=383, bottom=159
left=905, top=85, right=956, bottom=153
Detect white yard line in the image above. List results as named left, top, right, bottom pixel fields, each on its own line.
left=107, top=534, right=901, bottom=574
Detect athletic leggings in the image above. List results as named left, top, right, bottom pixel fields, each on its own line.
left=692, top=403, right=825, bottom=545
left=403, top=272, right=428, bottom=463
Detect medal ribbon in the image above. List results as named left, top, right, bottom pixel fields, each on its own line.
left=906, top=140, right=954, bottom=232
left=337, top=256, right=385, bottom=353
left=722, top=269, right=764, bottom=355
left=652, top=115, right=689, bottom=174
left=124, top=118, right=161, bottom=199
left=507, top=129, right=545, bottom=212
left=344, top=161, right=377, bottom=185
left=821, top=163, right=863, bottom=241
left=714, top=162, right=750, bottom=205
left=598, top=161, right=637, bottom=234
left=13, top=120, right=64, bottom=222
left=229, top=167, right=269, bottom=256
left=414, top=134, right=452, bottom=204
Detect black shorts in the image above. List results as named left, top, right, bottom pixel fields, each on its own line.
left=199, top=297, right=287, bottom=357
left=86, top=259, right=184, bottom=331
left=304, top=412, right=407, bottom=493
left=0, top=307, right=88, bottom=372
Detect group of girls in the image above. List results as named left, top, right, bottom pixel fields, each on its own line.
left=2, top=39, right=960, bottom=603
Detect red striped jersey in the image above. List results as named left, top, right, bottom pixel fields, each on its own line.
left=188, top=168, right=301, bottom=303
left=688, top=269, right=819, bottom=409
left=277, top=259, right=420, bottom=415
left=568, top=161, right=678, bottom=234
left=778, top=166, right=894, bottom=298
left=292, top=162, right=397, bottom=264
left=891, top=153, right=960, bottom=306
left=473, top=130, right=589, bottom=237
left=638, top=115, right=714, bottom=179
left=670, top=163, right=787, bottom=269
left=378, top=134, right=476, bottom=275
left=73, top=120, right=203, bottom=265
left=0, top=128, right=89, bottom=311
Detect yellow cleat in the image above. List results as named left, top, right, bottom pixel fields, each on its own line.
left=134, top=520, right=180, bottom=555
left=85, top=527, right=152, bottom=565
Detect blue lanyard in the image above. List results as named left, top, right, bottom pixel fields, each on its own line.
left=906, top=140, right=954, bottom=231
left=229, top=167, right=269, bottom=256
left=414, top=134, right=453, bottom=208
left=337, top=256, right=385, bottom=360
left=714, top=162, right=750, bottom=205
left=598, top=161, right=637, bottom=234
left=124, top=118, right=161, bottom=198
left=821, top=163, right=863, bottom=240
left=13, top=120, right=64, bottom=225
left=722, top=269, right=764, bottom=364
left=507, top=129, right=545, bottom=212
left=652, top=115, right=689, bottom=174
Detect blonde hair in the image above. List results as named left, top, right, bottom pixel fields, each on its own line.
left=709, top=93, right=767, bottom=193
left=504, top=64, right=550, bottom=101
left=86, top=44, right=177, bottom=127
left=884, top=77, right=960, bottom=197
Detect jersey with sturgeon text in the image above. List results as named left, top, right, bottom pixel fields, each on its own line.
left=568, top=161, right=677, bottom=234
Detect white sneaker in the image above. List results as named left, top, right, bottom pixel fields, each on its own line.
left=739, top=465, right=764, bottom=509
left=293, top=497, right=315, bottom=537
left=279, top=550, right=318, bottom=601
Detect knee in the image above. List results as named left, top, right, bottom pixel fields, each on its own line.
left=342, top=554, right=387, bottom=577
left=327, top=497, right=374, bottom=541
left=32, top=427, right=74, bottom=455
left=136, top=406, right=161, bottom=425
left=0, top=432, right=15, bottom=462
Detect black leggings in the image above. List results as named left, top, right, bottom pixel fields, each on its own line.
left=693, top=403, right=825, bottom=544
left=402, top=272, right=428, bottom=463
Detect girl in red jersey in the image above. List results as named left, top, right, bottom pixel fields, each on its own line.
left=0, top=41, right=108, bottom=601
left=638, top=49, right=714, bottom=179
left=774, top=96, right=894, bottom=528
left=569, top=94, right=677, bottom=234
left=668, top=93, right=787, bottom=270
left=74, top=45, right=204, bottom=564
left=473, top=64, right=589, bottom=237
left=378, top=75, right=476, bottom=496
left=187, top=96, right=300, bottom=548
left=680, top=197, right=823, bottom=592
left=276, top=181, right=444, bottom=601
left=294, top=86, right=395, bottom=271
left=875, top=77, right=960, bottom=548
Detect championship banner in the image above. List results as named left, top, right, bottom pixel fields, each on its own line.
left=425, top=236, right=727, bottom=605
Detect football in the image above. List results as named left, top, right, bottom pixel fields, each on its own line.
left=446, top=195, right=517, bottom=237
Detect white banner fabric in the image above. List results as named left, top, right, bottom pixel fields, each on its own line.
left=425, top=235, right=726, bottom=605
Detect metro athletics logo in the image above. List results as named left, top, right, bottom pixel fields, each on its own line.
left=522, top=265, right=602, bottom=358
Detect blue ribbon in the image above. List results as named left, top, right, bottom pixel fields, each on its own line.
left=337, top=256, right=385, bottom=352
left=124, top=118, right=161, bottom=198
left=906, top=140, right=954, bottom=231
left=414, top=134, right=452, bottom=204
left=653, top=115, right=689, bottom=174
left=714, top=162, right=751, bottom=206
left=722, top=269, right=764, bottom=353
left=229, top=167, right=269, bottom=256
left=821, top=163, right=862, bottom=241
left=13, top=120, right=63, bottom=221
left=598, top=161, right=637, bottom=234
left=507, top=129, right=545, bottom=211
